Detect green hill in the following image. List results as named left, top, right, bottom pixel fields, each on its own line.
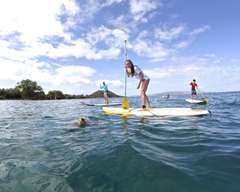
left=88, top=90, right=121, bottom=98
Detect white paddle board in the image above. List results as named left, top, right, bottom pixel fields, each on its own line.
left=185, top=98, right=208, bottom=104
left=102, top=107, right=209, bottom=117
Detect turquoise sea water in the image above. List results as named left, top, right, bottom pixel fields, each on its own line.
left=0, top=92, right=240, bottom=192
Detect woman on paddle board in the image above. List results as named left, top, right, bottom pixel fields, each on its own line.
left=125, top=59, right=150, bottom=108
left=100, top=81, right=109, bottom=104
left=190, top=79, right=198, bottom=98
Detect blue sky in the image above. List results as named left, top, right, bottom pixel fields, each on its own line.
left=0, top=0, right=239, bottom=95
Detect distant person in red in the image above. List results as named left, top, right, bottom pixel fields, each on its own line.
left=190, top=79, right=198, bottom=98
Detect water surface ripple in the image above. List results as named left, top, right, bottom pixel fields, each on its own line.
left=0, top=93, right=240, bottom=192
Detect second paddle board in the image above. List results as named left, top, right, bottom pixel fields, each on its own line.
left=185, top=98, right=208, bottom=104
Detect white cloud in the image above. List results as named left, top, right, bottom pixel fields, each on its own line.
left=0, top=1, right=130, bottom=93
left=204, top=53, right=216, bottom=58
left=144, top=65, right=202, bottom=79
left=0, top=57, right=96, bottom=86
left=175, top=40, right=192, bottom=49
left=56, top=65, right=95, bottom=77
left=0, top=0, right=75, bottom=40
left=47, top=64, right=96, bottom=85
left=0, top=0, right=209, bottom=63
left=96, top=80, right=123, bottom=88
left=129, top=0, right=160, bottom=22
left=0, top=0, right=126, bottom=62
left=144, top=68, right=170, bottom=79
left=154, top=25, right=185, bottom=41
left=43, top=25, right=127, bottom=60
left=0, top=0, right=75, bottom=62
left=86, top=26, right=129, bottom=48
left=0, top=1, right=223, bottom=93
left=129, top=23, right=209, bottom=61
left=176, top=25, right=210, bottom=49
left=71, top=0, right=124, bottom=25
left=132, top=36, right=172, bottom=61
left=107, top=0, right=160, bottom=31
left=104, top=0, right=124, bottom=6
left=189, top=25, right=210, bottom=36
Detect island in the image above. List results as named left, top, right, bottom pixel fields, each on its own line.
left=0, top=79, right=121, bottom=100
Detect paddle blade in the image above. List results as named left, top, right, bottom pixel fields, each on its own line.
left=122, top=97, right=129, bottom=109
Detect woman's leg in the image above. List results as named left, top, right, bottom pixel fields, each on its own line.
left=140, top=79, right=150, bottom=107
left=104, top=92, right=109, bottom=104
left=191, top=90, right=196, bottom=99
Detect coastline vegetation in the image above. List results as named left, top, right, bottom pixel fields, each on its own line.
left=0, top=79, right=119, bottom=100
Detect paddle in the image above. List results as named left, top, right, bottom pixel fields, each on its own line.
left=197, top=87, right=208, bottom=104
left=122, top=40, right=129, bottom=109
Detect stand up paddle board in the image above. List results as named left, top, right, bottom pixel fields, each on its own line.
left=82, top=102, right=121, bottom=107
left=185, top=98, right=208, bottom=104
left=102, top=107, right=209, bottom=117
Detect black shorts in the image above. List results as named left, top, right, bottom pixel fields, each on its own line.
left=191, top=90, right=197, bottom=96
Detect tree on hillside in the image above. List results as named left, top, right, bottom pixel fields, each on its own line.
left=0, top=88, right=22, bottom=99
left=0, top=89, right=5, bottom=99
left=47, top=90, right=65, bottom=99
left=15, top=79, right=45, bottom=100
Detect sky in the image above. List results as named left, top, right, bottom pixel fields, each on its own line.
left=0, top=0, right=240, bottom=96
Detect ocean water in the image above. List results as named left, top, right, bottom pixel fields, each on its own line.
left=0, top=92, right=240, bottom=192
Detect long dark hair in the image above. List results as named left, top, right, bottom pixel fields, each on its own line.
left=125, top=59, right=135, bottom=77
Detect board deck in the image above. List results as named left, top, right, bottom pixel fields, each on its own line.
left=82, top=102, right=121, bottom=107
left=185, top=98, right=208, bottom=104
left=102, top=107, right=209, bottom=117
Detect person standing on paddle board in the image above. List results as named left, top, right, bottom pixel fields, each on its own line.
left=125, top=59, right=150, bottom=108
left=190, top=79, right=198, bottom=98
left=100, top=81, right=109, bottom=104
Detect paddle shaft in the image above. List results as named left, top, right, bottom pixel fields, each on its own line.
left=122, top=40, right=129, bottom=109
left=124, top=40, right=127, bottom=97
left=197, top=87, right=206, bottom=98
